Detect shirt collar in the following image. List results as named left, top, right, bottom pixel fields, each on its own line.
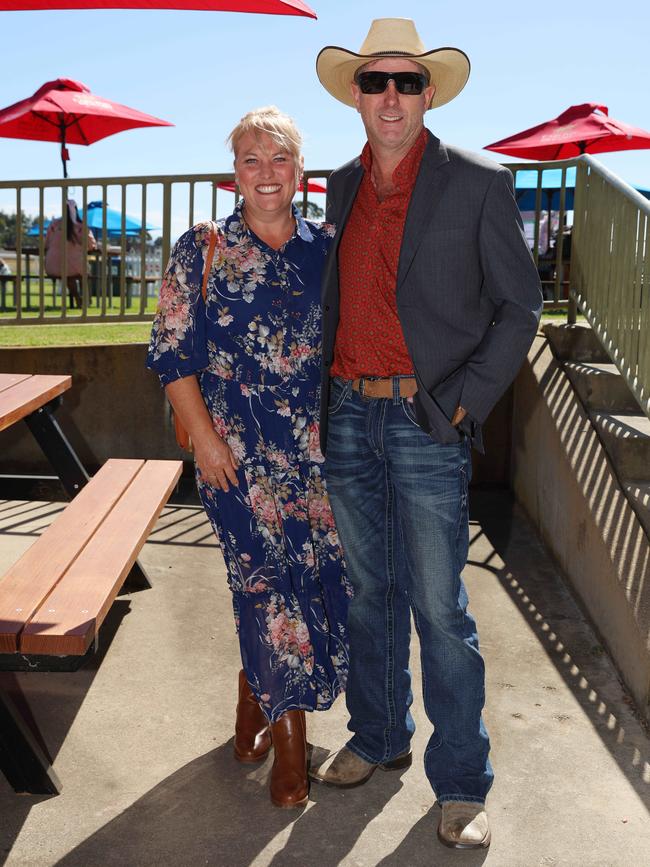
left=293, top=203, right=315, bottom=242
left=225, top=199, right=315, bottom=245
left=360, top=127, right=428, bottom=192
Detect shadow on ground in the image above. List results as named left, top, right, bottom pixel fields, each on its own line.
left=50, top=743, right=483, bottom=867
left=471, top=489, right=650, bottom=809
left=0, top=599, right=131, bottom=864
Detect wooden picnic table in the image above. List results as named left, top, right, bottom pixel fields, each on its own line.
left=0, top=373, right=71, bottom=430
left=0, top=373, right=88, bottom=497
left=0, top=373, right=182, bottom=795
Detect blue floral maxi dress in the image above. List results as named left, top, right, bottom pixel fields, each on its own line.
left=147, top=203, right=350, bottom=722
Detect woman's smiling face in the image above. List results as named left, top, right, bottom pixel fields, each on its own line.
left=234, top=131, right=302, bottom=222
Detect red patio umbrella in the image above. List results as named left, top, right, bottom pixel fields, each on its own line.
left=0, top=78, right=173, bottom=177
left=216, top=179, right=326, bottom=193
left=485, top=103, right=650, bottom=161
left=0, top=1, right=317, bottom=16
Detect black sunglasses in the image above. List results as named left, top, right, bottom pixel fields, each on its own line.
left=355, top=71, right=430, bottom=96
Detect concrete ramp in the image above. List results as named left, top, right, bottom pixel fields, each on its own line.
left=512, top=328, right=650, bottom=721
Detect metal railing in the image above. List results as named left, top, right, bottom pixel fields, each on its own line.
left=2, top=156, right=648, bottom=420
left=0, top=170, right=330, bottom=324
left=0, top=161, right=577, bottom=324
left=571, top=156, right=650, bottom=416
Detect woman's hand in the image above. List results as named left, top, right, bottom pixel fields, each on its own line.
left=165, top=375, right=240, bottom=492
left=193, top=433, right=240, bottom=493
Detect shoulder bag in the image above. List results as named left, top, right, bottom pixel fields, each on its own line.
left=172, top=221, right=219, bottom=452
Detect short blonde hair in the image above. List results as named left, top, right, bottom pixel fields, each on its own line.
left=227, top=106, right=302, bottom=160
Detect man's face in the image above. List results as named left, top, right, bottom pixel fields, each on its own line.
left=350, top=58, right=435, bottom=158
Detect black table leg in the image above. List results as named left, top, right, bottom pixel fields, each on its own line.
left=0, top=686, right=60, bottom=794
left=23, top=397, right=152, bottom=590
left=121, top=559, right=152, bottom=592
left=23, top=398, right=89, bottom=499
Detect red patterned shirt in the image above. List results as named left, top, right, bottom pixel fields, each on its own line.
left=332, top=128, right=427, bottom=379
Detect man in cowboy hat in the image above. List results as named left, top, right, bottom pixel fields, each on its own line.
left=311, top=18, right=542, bottom=849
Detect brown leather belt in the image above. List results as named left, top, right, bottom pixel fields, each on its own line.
left=351, top=376, right=418, bottom=399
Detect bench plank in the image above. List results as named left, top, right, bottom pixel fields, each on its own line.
left=21, top=460, right=182, bottom=656
left=0, top=375, right=71, bottom=432
left=0, top=459, right=145, bottom=652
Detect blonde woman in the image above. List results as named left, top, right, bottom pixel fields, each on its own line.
left=148, top=107, right=350, bottom=809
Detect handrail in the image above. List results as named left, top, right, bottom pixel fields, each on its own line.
left=571, top=155, right=650, bottom=416
left=575, top=156, right=650, bottom=214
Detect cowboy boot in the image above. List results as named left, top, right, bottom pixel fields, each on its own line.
left=233, top=670, right=272, bottom=763
left=269, top=709, right=309, bottom=808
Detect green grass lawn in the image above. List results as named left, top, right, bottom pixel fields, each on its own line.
left=541, top=309, right=583, bottom=322
left=1, top=277, right=159, bottom=344
left=1, top=278, right=159, bottom=321
left=0, top=321, right=152, bottom=347
left=1, top=311, right=576, bottom=349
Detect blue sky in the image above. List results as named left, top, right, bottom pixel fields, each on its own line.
left=1, top=0, right=649, bottom=219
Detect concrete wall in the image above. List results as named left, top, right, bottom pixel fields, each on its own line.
left=0, top=344, right=181, bottom=478
left=511, top=336, right=650, bottom=717
left=0, top=343, right=513, bottom=485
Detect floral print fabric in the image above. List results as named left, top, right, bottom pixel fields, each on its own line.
left=147, top=203, right=350, bottom=721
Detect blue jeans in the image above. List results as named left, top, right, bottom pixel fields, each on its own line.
left=325, top=378, right=493, bottom=804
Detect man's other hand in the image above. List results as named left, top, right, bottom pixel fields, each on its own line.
left=452, top=405, right=467, bottom=427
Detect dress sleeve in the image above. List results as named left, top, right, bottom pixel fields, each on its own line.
left=146, top=226, right=209, bottom=387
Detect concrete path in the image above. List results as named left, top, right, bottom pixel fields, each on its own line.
left=0, top=491, right=648, bottom=866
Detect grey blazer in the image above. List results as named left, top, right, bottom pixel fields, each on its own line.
left=319, top=130, right=543, bottom=453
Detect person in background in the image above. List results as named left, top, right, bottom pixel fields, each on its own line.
left=311, top=18, right=542, bottom=849
left=147, top=106, right=350, bottom=810
left=45, top=199, right=96, bottom=308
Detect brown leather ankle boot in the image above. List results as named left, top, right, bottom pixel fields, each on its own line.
left=269, top=709, right=308, bottom=808
left=233, top=670, right=272, bottom=763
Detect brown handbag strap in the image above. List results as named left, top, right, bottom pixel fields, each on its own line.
left=201, top=220, right=219, bottom=301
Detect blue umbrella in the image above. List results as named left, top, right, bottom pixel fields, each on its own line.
left=515, top=167, right=576, bottom=211
left=514, top=167, right=650, bottom=211
left=26, top=201, right=157, bottom=237
left=26, top=219, right=50, bottom=235
left=80, top=201, right=157, bottom=236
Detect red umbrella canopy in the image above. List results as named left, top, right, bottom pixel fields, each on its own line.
left=485, top=103, right=650, bottom=160
left=0, top=1, right=317, bottom=15
left=0, top=78, right=173, bottom=176
left=0, top=78, right=172, bottom=145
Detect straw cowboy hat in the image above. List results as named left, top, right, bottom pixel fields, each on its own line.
left=316, top=18, right=470, bottom=110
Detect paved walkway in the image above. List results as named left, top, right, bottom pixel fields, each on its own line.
left=0, top=491, right=648, bottom=866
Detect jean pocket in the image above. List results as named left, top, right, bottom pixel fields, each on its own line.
left=328, top=378, right=349, bottom=416
left=401, top=397, right=421, bottom=428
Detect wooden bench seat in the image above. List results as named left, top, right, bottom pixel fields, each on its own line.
left=0, top=458, right=182, bottom=658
